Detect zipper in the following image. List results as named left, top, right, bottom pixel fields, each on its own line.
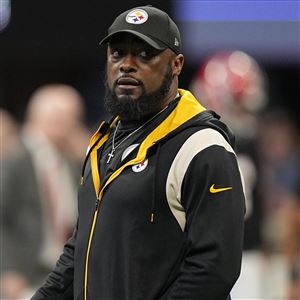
left=84, top=196, right=101, bottom=300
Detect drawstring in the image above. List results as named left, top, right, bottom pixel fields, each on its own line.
left=150, top=142, right=162, bottom=223
left=80, top=121, right=110, bottom=185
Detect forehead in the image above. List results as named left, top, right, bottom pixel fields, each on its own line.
left=108, top=33, right=156, bottom=50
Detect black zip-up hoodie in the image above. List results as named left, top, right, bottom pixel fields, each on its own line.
left=32, top=89, right=245, bottom=300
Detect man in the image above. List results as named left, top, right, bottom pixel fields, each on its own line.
left=32, top=6, right=245, bottom=300
left=1, top=84, right=87, bottom=299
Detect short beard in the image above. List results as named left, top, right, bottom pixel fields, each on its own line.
left=104, top=64, right=173, bottom=121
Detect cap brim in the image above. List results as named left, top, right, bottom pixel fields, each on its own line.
left=99, top=30, right=167, bottom=51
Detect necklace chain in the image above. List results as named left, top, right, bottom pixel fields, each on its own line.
left=106, top=105, right=169, bottom=164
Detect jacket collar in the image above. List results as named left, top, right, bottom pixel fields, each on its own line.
left=89, top=89, right=206, bottom=199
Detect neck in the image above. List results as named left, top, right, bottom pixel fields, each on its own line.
left=162, top=82, right=179, bottom=107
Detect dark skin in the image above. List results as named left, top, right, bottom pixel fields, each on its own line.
left=106, top=34, right=184, bottom=115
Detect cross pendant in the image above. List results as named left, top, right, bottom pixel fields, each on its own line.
left=107, top=149, right=115, bottom=164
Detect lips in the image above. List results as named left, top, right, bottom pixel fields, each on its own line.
left=117, top=77, right=140, bottom=87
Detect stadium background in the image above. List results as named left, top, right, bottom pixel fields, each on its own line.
left=1, top=0, right=299, bottom=127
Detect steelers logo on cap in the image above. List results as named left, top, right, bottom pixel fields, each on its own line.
left=126, top=9, right=148, bottom=24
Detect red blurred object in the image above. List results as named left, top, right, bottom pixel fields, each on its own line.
left=191, top=51, right=268, bottom=116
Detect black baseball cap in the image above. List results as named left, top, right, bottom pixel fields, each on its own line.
left=99, top=6, right=182, bottom=55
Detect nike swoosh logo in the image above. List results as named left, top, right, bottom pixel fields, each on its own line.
left=209, top=184, right=232, bottom=194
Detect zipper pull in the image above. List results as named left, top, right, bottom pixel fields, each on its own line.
left=150, top=212, right=154, bottom=223
left=95, top=198, right=100, bottom=210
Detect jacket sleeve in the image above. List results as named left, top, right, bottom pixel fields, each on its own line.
left=31, top=225, right=77, bottom=300
left=164, top=132, right=245, bottom=300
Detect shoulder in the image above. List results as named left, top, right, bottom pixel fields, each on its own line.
left=166, top=127, right=238, bottom=192
left=179, top=127, right=235, bottom=157
left=169, top=127, right=236, bottom=170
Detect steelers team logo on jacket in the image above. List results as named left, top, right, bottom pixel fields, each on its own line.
left=126, top=9, right=148, bottom=24
left=132, top=159, right=148, bottom=172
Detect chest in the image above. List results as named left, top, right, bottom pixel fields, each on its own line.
left=78, top=152, right=157, bottom=223
left=77, top=129, right=194, bottom=239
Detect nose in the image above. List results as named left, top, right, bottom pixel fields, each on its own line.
left=120, top=54, right=137, bottom=73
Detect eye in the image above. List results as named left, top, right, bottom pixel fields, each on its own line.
left=139, top=50, right=150, bottom=58
left=138, top=49, right=157, bottom=60
left=110, top=48, right=124, bottom=59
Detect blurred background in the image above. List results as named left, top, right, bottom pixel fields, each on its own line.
left=1, top=0, right=299, bottom=299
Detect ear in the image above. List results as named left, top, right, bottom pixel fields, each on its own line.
left=172, top=54, right=184, bottom=76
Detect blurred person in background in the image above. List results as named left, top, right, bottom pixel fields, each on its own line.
left=0, top=108, right=21, bottom=160
left=0, top=84, right=90, bottom=299
left=190, top=50, right=268, bottom=298
left=258, top=109, right=300, bottom=299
